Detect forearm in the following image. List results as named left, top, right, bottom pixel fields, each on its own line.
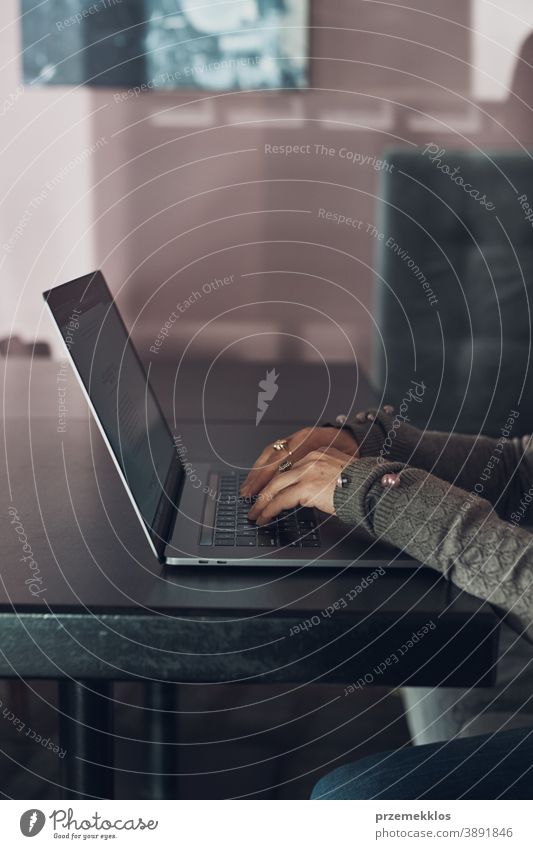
left=336, top=407, right=533, bottom=521
left=335, top=457, right=533, bottom=639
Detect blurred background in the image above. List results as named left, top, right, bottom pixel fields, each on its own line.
left=3, top=0, right=533, bottom=371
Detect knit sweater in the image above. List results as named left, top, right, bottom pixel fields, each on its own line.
left=331, top=408, right=533, bottom=640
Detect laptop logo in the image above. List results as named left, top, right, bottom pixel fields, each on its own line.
left=256, top=368, right=279, bottom=425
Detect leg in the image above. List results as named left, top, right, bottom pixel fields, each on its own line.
left=59, top=680, right=114, bottom=799
left=145, top=682, right=178, bottom=799
left=311, top=726, right=533, bottom=799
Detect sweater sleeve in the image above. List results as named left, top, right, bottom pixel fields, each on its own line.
left=334, top=457, right=533, bottom=640
left=329, top=407, right=533, bottom=523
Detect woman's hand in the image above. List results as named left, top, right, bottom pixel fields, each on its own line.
left=240, top=426, right=358, bottom=499
left=247, top=446, right=355, bottom=525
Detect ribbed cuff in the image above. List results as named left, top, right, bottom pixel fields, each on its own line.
left=343, top=421, right=386, bottom=458
left=325, top=408, right=420, bottom=463
left=371, top=467, right=426, bottom=540
left=323, top=415, right=387, bottom=458
left=375, top=414, right=424, bottom=466
left=334, top=456, right=407, bottom=535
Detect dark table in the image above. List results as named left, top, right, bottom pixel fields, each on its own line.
left=0, top=359, right=500, bottom=798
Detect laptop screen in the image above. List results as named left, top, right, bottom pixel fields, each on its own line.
left=44, top=271, right=180, bottom=555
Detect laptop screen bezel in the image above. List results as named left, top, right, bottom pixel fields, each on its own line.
left=43, top=270, right=183, bottom=562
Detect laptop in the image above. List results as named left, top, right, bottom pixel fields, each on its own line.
left=43, top=271, right=412, bottom=568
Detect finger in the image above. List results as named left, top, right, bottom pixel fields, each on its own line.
left=241, top=429, right=315, bottom=496
left=241, top=456, right=282, bottom=498
left=329, top=428, right=359, bottom=456
left=239, top=446, right=280, bottom=497
left=255, top=482, right=311, bottom=525
left=290, top=445, right=353, bottom=470
left=263, top=452, right=344, bottom=508
left=255, top=453, right=348, bottom=521
left=247, top=465, right=306, bottom=520
left=241, top=430, right=350, bottom=497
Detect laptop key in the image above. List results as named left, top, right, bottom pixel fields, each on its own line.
left=279, top=530, right=301, bottom=543
left=236, top=537, right=258, bottom=546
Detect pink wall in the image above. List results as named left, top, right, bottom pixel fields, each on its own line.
left=3, top=1, right=526, bottom=368
left=0, top=0, right=96, bottom=347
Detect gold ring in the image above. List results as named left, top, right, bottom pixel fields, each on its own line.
left=278, top=459, right=292, bottom=473
left=273, top=439, right=289, bottom=452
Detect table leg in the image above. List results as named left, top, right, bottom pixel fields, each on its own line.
left=145, top=682, right=178, bottom=799
left=58, top=679, right=114, bottom=799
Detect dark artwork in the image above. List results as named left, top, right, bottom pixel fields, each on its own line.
left=21, top=0, right=309, bottom=90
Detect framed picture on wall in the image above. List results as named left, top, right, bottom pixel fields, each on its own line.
left=21, top=0, right=310, bottom=91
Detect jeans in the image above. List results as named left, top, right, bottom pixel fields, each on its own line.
left=311, top=726, right=533, bottom=799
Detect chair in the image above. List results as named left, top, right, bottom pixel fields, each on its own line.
left=373, top=149, right=533, bottom=437
left=0, top=335, right=51, bottom=358
left=373, top=148, right=533, bottom=744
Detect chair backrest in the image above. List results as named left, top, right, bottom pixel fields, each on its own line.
left=0, top=335, right=51, bottom=358
left=373, top=149, right=533, bottom=437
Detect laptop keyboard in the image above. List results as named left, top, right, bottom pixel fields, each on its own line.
left=201, top=473, right=321, bottom=548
